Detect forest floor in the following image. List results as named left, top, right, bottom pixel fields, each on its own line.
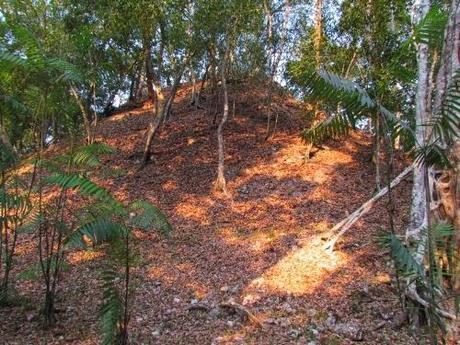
left=1, top=82, right=418, bottom=344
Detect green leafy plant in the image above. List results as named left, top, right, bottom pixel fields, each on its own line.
left=380, top=223, right=456, bottom=342
left=66, top=196, right=171, bottom=345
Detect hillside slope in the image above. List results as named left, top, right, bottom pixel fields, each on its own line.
left=1, top=82, right=414, bottom=344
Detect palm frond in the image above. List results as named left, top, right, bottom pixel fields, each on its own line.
left=381, top=232, right=425, bottom=279
left=416, top=68, right=460, bottom=168
left=0, top=50, right=29, bottom=69
left=17, top=211, right=44, bottom=234
left=48, top=58, right=84, bottom=83
left=414, top=5, right=448, bottom=46
left=290, top=68, right=400, bottom=145
left=9, top=25, right=45, bottom=69
left=128, top=200, right=172, bottom=236
left=0, top=189, right=31, bottom=215
left=433, top=68, right=460, bottom=141
left=0, top=141, right=17, bottom=171
left=302, top=112, right=353, bottom=144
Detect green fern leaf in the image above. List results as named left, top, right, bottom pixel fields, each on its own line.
left=128, top=200, right=172, bottom=236
left=100, top=267, right=123, bottom=345
left=65, top=218, right=126, bottom=249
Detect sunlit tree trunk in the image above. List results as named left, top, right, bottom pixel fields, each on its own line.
left=215, top=49, right=229, bottom=194
left=406, top=0, right=430, bottom=244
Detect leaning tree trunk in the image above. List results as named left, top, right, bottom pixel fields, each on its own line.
left=215, top=50, right=229, bottom=194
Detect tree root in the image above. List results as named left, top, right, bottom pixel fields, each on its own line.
left=406, top=285, right=457, bottom=320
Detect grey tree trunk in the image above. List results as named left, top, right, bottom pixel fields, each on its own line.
left=215, top=50, right=229, bottom=194
left=406, top=0, right=430, bottom=243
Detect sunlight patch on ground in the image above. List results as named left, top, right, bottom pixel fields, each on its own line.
left=218, top=227, right=281, bottom=254
left=173, top=200, right=211, bottom=225
left=162, top=179, right=178, bottom=191
left=68, top=250, right=104, bottom=264
left=246, top=235, right=348, bottom=296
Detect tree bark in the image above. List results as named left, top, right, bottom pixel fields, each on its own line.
left=70, top=85, right=94, bottom=144
left=215, top=50, right=229, bottom=194
left=142, top=65, right=186, bottom=164
left=407, top=0, right=430, bottom=243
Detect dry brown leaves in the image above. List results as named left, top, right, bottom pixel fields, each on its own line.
left=0, top=82, right=418, bottom=344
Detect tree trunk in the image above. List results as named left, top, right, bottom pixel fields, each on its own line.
left=215, top=50, right=229, bottom=194
left=70, top=85, right=94, bottom=144
left=313, top=0, right=323, bottom=67
left=142, top=66, right=185, bottom=164
left=407, top=0, right=430, bottom=243
left=305, top=0, right=322, bottom=153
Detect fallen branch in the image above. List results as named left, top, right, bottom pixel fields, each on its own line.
left=325, top=164, right=414, bottom=252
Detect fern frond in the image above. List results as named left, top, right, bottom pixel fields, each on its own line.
left=69, top=143, right=114, bottom=168
left=65, top=218, right=126, bottom=249
left=128, top=200, right=172, bottom=236
left=101, top=267, right=123, bottom=345
left=45, top=173, right=123, bottom=211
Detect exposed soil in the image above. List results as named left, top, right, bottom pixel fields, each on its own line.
left=0, top=83, right=417, bottom=344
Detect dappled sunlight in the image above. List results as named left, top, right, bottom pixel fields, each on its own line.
left=173, top=198, right=213, bottom=225
left=218, top=227, right=282, bottom=254
left=245, top=235, right=349, bottom=296
left=67, top=250, right=104, bottom=264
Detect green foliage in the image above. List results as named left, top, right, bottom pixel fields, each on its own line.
left=381, top=233, right=425, bottom=279
left=100, top=266, right=124, bottom=345
left=17, top=260, right=70, bottom=281
left=414, top=6, right=448, bottom=46
left=66, top=219, right=126, bottom=249
left=128, top=200, right=172, bottom=235
left=413, top=68, right=460, bottom=168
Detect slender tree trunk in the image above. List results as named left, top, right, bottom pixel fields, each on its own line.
left=0, top=123, right=15, bottom=157
left=215, top=50, right=229, bottom=194
left=407, top=0, right=430, bottom=243
left=313, top=0, right=323, bottom=67
left=305, top=0, right=322, bottom=156
left=142, top=66, right=185, bottom=164
left=70, top=85, right=93, bottom=144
